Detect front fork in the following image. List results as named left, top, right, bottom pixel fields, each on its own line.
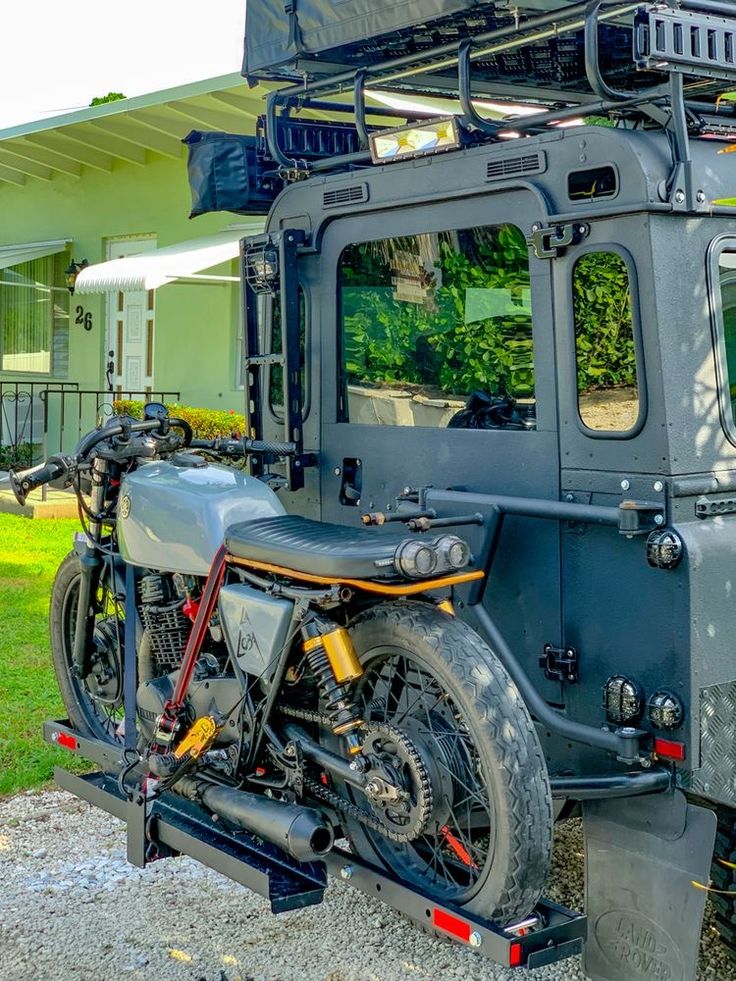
left=71, top=459, right=109, bottom=678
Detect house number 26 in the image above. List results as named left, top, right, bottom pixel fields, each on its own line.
left=75, top=306, right=93, bottom=331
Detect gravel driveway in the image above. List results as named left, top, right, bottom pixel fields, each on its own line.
left=1, top=790, right=735, bottom=981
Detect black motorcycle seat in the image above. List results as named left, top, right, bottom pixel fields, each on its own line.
left=225, top=515, right=417, bottom=580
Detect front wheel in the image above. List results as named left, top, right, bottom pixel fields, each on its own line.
left=49, top=551, right=126, bottom=743
left=336, top=601, right=553, bottom=925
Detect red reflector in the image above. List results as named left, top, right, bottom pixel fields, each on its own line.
left=509, top=941, right=523, bottom=968
left=654, top=737, right=686, bottom=761
left=56, top=732, right=78, bottom=751
left=432, top=908, right=471, bottom=942
left=255, top=767, right=266, bottom=777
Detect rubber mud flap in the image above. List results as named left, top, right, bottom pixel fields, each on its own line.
left=582, top=790, right=715, bottom=981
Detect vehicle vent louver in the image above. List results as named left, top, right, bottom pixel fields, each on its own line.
left=486, top=152, right=546, bottom=182
left=323, top=184, right=369, bottom=208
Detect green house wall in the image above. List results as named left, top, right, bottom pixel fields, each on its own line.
left=0, top=152, right=245, bottom=415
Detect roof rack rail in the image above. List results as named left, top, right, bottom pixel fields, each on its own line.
left=248, top=1, right=736, bottom=211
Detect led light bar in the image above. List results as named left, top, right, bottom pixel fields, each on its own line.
left=369, top=116, right=461, bottom=163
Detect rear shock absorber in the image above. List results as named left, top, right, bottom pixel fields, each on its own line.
left=301, top=617, right=364, bottom=754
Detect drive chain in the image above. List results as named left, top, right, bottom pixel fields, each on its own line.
left=280, top=705, right=433, bottom=843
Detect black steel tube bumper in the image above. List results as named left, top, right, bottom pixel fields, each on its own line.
left=551, top=767, right=673, bottom=800
left=472, top=604, right=646, bottom=760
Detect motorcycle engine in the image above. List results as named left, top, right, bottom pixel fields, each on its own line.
left=136, top=571, right=243, bottom=747
left=136, top=666, right=243, bottom=746
left=139, top=572, right=195, bottom=676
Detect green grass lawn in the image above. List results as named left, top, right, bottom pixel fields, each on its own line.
left=0, top=512, right=89, bottom=796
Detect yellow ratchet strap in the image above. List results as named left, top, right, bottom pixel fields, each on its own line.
left=173, top=716, right=220, bottom=760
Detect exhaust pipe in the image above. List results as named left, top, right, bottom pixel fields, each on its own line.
left=175, top=778, right=334, bottom=862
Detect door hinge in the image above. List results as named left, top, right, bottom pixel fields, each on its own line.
left=528, top=222, right=589, bottom=259
left=540, top=644, right=579, bottom=684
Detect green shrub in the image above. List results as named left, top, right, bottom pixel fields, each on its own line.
left=343, top=230, right=634, bottom=398
left=343, top=226, right=536, bottom=399
left=572, top=252, right=636, bottom=392
left=112, top=401, right=246, bottom=439
left=0, top=442, right=42, bottom=470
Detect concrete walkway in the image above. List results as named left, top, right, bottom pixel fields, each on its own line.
left=0, top=472, right=78, bottom=519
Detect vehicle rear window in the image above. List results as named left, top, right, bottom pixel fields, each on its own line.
left=338, top=223, right=536, bottom=430
left=572, top=251, right=640, bottom=434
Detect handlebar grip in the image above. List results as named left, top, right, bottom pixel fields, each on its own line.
left=244, top=439, right=297, bottom=456
left=9, top=456, right=71, bottom=507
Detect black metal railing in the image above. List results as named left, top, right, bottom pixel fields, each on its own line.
left=0, top=383, right=180, bottom=471
left=0, top=381, right=78, bottom=470
left=62, top=389, right=182, bottom=452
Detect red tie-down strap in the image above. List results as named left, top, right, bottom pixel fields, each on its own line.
left=150, top=545, right=227, bottom=751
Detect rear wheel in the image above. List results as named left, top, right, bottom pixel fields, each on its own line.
left=49, top=551, right=125, bottom=743
left=336, top=601, right=553, bottom=925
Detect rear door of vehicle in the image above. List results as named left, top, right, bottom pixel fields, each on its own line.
left=313, top=189, right=564, bottom=701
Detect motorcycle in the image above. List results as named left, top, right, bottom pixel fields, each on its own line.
left=9, top=403, right=552, bottom=925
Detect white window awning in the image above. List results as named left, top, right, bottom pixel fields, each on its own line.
left=0, top=238, right=70, bottom=270
left=74, top=223, right=265, bottom=294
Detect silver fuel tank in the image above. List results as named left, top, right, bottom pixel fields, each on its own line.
left=117, top=458, right=285, bottom=575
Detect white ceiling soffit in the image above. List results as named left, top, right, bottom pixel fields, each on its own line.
left=74, top=224, right=265, bottom=294
left=0, top=238, right=70, bottom=270
left=0, top=74, right=268, bottom=188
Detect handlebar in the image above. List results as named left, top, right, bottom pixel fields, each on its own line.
left=189, top=437, right=297, bottom=458
left=9, top=455, right=74, bottom=507
left=75, top=416, right=192, bottom=458
left=245, top=438, right=297, bottom=456
left=8, top=415, right=194, bottom=507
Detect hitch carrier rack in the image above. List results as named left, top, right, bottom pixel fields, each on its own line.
left=45, top=718, right=586, bottom=970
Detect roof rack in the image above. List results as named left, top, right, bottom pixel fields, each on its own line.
left=252, top=1, right=736, bottom=212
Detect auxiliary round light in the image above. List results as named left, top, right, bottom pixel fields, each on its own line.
left=646, top=529, right=684, bottom=569
left=648, top=689, right=684, bottom=730
left=603, top=675, right=645, bottom=725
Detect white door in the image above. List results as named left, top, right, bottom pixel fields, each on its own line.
left=105, top=236, right=156, bottom=397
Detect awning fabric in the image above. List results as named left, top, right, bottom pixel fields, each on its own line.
left=74, top=223, right=265, bottom=294
left=0, top=239, right=70, bottom=270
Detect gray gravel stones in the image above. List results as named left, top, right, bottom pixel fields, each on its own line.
left=0, top=789, right=735, bottom=981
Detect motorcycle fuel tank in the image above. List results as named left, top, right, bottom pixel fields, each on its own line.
left=118, top=460, right=286, bottom=575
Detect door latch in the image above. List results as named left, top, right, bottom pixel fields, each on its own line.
left=528, top=223, right=589, bottom=259
left=540, top=644, right=579, bottom=684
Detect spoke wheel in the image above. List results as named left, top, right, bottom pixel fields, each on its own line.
left=331, top=601, right=553, bottom=924
left=356, top=654, right=495, bottom=900
left=50, top=551, right=126, bottom=743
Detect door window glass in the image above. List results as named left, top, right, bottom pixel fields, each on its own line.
left=338, top=224, right=535, bottom=429
left=718, top=250, right=736, bottom=427
left=572, top=251, right=639, bottom=433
